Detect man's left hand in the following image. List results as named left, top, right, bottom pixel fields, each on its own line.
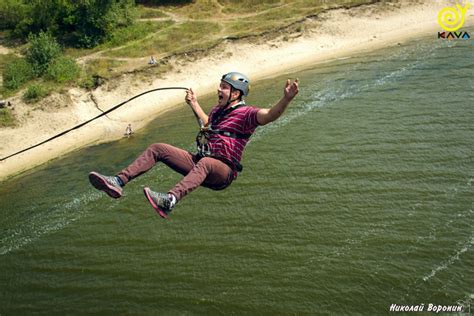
left=284, top=78, right=299, bottom=101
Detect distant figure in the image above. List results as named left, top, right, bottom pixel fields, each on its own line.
left=148, top=56, right=157, bottom=65
left=124, top=124, right=133, bottom=138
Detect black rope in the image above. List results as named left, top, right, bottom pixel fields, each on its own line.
left=0, top=86, right=188, bottom=162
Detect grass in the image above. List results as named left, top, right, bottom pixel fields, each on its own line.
left=63, top=20, right=175, bottom=59
left=103, top=20, right=175, bottom=49
left=22, top=83, right=51, bottom=103
left=84, top=59, right=127, bottom=79
left=0, top=54, right=18, bottom=99
left=0, top=53, right=19, bottom=74
left=0, top=108, right=16, bottom=127
left=169, top=0, right=224, bottom=19
left=105, top=21, right=222, bottom=58
left=1, top=0, right=381, bottom=103
left=218, top=0, right=282, bottom=14
left=100, top=0, right=344, bottom=62
left=137, top=5, right=168, bottom=19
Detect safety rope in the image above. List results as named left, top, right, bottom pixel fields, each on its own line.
left=0, top=86, right=188, bottom=161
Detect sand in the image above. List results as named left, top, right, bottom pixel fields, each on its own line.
left=0, top=0, right=471, bottom=181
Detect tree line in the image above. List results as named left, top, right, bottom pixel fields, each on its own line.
left=1, top=0, right=193, bottom=48
left=1, top=0, right=137, bottom=48
left=0, top=0, right=194, bottom=103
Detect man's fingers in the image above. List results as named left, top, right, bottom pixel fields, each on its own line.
left=293, top=79, right=299, bottom=89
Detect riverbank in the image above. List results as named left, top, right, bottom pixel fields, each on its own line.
left=0, top=1, right=468, bottom=181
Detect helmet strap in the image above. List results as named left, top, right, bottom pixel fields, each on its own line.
left=225, top=86, right=239, bottom=107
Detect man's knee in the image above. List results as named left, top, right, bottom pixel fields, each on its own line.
left=147, top=143, right=166, bottom=153
left=145, top=143, right=171, bottom=161
left=196, top=157, right=215, bottom=171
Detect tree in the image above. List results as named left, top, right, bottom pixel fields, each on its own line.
left=0, top=0, right=28, bottom=31
left=26, top=31, right=62, bottom=76
left=6, top=0, right=137, bottom=48
left=69, top=0, right=136, bottom=47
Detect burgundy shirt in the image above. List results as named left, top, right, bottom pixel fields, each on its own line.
left=207, top=104, right=260, bottom=177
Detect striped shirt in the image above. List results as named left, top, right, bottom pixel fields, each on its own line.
left=207, top=104, right=260, bottom=177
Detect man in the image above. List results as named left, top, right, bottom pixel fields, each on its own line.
left=124, top=123, right=133, bottom=138
left=89, top=72, right=299, bottom=218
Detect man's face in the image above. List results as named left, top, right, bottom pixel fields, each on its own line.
left=217, top=81, right=240, bottom=107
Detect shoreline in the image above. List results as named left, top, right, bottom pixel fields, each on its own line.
left=0, top=1, right=470, bottom=182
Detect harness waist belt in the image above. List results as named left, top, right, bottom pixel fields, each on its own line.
left=212, top=129, right=251, bottom=139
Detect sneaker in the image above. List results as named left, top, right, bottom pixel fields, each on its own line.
left=89, top=171, right=123, bottom=199
left=143, top=187, right=175, bottom=219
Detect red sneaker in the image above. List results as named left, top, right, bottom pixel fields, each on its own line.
left=143, top=187, right=174, bottom=219
left=88, top=171, right=123, bottom=199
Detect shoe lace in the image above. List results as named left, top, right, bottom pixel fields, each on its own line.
left=155, top=192, right=172, bottom=210
left=107, top=176, right=121, bottom=188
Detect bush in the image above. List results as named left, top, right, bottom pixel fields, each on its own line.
left=46, top=56, right=81, bottom=83
left=0, top=108, right=16, bottom=127
left=23, top=84, right=49, bottom=103
left=3, top=58, right=34, bottom=90
left=26, top=31, right=61, bottom=76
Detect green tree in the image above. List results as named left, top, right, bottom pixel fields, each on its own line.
left=9, top=0, right=137, bottom=48
left=70, top=0, right=136, bottom=47
left=26, top=31, right=62, bottom=76
left=0, top=0, right=28, bottom=31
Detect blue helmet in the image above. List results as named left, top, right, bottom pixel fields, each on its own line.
left=221, top=72, right=250, bottom=97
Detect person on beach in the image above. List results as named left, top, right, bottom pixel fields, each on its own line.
left=148, top=56, right=157, bottom=65
left=124, top=123, right=133, bottom=138
left=88, top=72, right=299, bottom=218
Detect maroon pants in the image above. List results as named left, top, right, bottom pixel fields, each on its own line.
left=117, top=143, right=234, bottom=201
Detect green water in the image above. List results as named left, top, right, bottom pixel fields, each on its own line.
left=1, top=33, right=473, bottom=315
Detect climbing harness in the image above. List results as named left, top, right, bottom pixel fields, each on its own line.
left=195, top=101, right=250, bottom=172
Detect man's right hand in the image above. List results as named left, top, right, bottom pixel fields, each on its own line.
left=185, top=88, right=197, bottom=107
left=186, top=88, right=209, bottom=126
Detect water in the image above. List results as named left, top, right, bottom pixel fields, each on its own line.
left=1, top=32, right=473, bottom=315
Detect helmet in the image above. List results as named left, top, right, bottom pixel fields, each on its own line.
left=221, top=72, right=250, bottom=97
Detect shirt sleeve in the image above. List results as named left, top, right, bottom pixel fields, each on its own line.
left=243, top=106, right=261, bottom=132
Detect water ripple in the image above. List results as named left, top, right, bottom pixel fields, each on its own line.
left=0, top=191, right=103, bottom=256
left=422, top=235, right=473, bottom=282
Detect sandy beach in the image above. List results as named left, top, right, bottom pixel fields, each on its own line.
left=0, top=0, right=471, bottom=181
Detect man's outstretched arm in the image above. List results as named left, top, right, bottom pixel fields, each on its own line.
left=257, top=79, right=299, bottom=126
left=186, top=88, right=209, bottom=126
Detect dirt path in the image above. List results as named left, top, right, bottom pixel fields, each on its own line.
left=78, top=0, right=293, bottom=66
left=0, top=46, right=12, bottom=55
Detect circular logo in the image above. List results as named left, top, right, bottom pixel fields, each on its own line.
left=437, top=3, right=470, bottom=32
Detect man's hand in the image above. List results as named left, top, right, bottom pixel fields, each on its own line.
left=257, top=78, right=300, bottom=126
left=284, top=78, right=299, bottom=101
left=185, top=88, right=198, bottom=107
left=185, top=88, right=209, bottom=126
